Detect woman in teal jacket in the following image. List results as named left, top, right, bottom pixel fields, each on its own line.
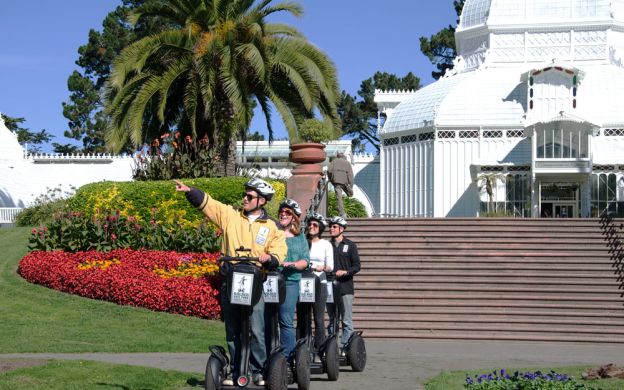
left=275, top=199, right=309, bottom=361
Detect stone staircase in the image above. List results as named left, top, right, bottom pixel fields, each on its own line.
left=345, top=218, right=624, bottom=343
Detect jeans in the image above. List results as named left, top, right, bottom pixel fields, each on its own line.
left=221, top=282, right=266, bottom=377
left=327, top=293, right=354, bottom=349
left=278, top=280, right=299, bottom=361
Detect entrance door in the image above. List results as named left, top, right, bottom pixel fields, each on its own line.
left=553, top=203, right=575, bottom=218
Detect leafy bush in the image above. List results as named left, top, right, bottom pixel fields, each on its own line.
left=327, top=191, right=368, bottom=218
left=133, top=133, right=217, bottom=181
left=465, top=369, right=598, bottom=390
left=295, top=118, right=337, bottom=143
left=15, top=185, right=75, bottom=227
left=18, top=249, right=222, bottom=319
left=28, top=210, right=221, bottom=253
left=67, top=177, right=286, bottom=226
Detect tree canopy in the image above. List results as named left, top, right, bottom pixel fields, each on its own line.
left=1, top=114, right=54, bottom=153
left=62, top=0, right=170, bottom=153
left=104, top=0, right=341, bottom=175
left=419, top=0, right=464, bottom=80
left=338, top=72, right=421, bottom=152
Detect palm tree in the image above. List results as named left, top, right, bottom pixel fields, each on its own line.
left=475, top=172, right=507, bottom=214
left=105, top=0, right=341, bottom=176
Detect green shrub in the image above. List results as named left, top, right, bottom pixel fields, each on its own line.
left=295, top=118, right=337, bottom=143
left=326, top=191, right=368, bottom=218
left=67, top=177, right=286, bottom=226
left=15, top=186, right=75, bottom=227
left=29, top=210, right=220, bottom=253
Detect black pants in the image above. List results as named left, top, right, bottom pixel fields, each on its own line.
left=312, top=283, right=328, bottom=350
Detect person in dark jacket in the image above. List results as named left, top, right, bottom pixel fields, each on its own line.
left=326, top=216, right=360, bottom=352
left=327, top=151, right=353, bottom=218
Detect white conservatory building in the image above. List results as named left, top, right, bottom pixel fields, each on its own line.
left=376, top=0, right=624, bottom=218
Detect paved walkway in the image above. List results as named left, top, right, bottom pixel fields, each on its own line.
left=2, top=340, right=623, bottom=389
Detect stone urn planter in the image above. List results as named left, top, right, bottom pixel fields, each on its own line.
left=289, top=142, right=326, bottom=175
left=287, top=142, right=327, bottom=214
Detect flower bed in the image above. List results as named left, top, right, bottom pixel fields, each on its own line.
left=465, top=369, right=597, bottom=389
left=18, top=249, right=222, bottom=319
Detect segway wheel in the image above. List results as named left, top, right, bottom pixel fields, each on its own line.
left=324, top=338, right=340, bottom=381
left=267, top=353, right=288, bottom=390
left=205, top=355, right=224, bottom=390
left=347, top=335, right=367, bottom=372
left=294, top=344, right=310, bottom=390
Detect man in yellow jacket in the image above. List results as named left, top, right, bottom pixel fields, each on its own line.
left=175, top=178, right=287, bottom=386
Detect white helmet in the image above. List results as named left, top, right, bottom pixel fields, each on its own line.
left=306, top=212, right=326, bottom=234
left=279, top=199, right=302, bottom=216
left=245, top=178, right=275, bottom=200
left=328, top=216, right=347, bottom=229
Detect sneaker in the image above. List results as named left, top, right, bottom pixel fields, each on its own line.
left=253, top=373, right=265, bottom=386
left=221, top=378, right=234, bottom=386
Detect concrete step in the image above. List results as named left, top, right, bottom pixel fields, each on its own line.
left=352, top=306, right=624, bottom=318
left=354, top=291, right=624, bottom=302
left=357, top=270, right=617, bottom=278
left=353, top=314, right=624, bottom=327
left=355, top=321, right=624, bottom=336
left=355, top=275, right=619, bottom=286
left=358, top=330, right=624, bottom=343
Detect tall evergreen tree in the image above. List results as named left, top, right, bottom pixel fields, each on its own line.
left=1, top=114, right=53, bottom=153
left=105, top=0, right=341, bottom=176
left=62, top=1, right=170, bottom=153
left=419, top=0, right=465, bottom=80
left=338, top=72, right=421, bottom=152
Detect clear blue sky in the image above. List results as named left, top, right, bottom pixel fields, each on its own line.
left=0, top=1, right=457, bottom=152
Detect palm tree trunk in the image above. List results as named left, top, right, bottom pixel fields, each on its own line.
left=215, top=138, right=237, bottom=177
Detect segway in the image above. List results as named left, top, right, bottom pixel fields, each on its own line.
left=328, top=280, right=367, bottom=372
left=204, top=248, right=288, bottom=389
left=264, top=268, right=310, bottom=390
left=296, top=269, right=340, bottom=381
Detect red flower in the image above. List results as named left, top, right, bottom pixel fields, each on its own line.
left=17, top=249, right=222, bottom=319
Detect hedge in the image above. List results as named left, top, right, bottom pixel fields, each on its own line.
left=67, top=177, right=287, bottom=227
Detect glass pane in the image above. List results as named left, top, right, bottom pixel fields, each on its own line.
left=599, top=174, right=607, bottom=201
left=545, top=130, right=553, bottom=158
left=608, top=174, right=617, bottom=202
left=590, top=174, right=598, bottom=201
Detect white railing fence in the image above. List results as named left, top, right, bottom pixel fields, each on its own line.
left=0, top=208, right=23, bottom=224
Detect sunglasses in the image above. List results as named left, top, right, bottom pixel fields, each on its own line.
left=279, top=209, right=293, bottom=215
left=329, top=225, right=341, bottom=229
left=243, top=193, right=258, bottom=202
left=308, top=222, right=320, bottom=228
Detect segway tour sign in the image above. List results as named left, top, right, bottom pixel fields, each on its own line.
left=299, top=277, right=316, bottom=302
left=231, top=272, right=254, bottom=305
left=263, top=274, right=280, bottom=303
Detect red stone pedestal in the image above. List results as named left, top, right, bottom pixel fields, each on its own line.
left=287, top=143, right=326, bottom=215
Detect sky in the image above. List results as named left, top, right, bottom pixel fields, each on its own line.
left=0, top=1, right=458, bottom=152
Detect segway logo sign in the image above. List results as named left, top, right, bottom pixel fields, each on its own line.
left=299, top=278, right=316, bottom=302
left=263, top=275, right=279, bottom=303
left=231, top=272, right=254, bottom=305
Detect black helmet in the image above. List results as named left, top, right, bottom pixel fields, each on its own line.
left=306, top=212, right=326, bottom=235
left=328, top=216, right=347, bottom=229
left=279, top=198, right=302, bottom=216
left=244, top=178, right=275, bottom=201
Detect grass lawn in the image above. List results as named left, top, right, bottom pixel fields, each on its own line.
left=0, top=227, right=224, bottom=353
left=0, top=359, right=202, bottom=390
left=424, top=365, right=624, bottom=390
